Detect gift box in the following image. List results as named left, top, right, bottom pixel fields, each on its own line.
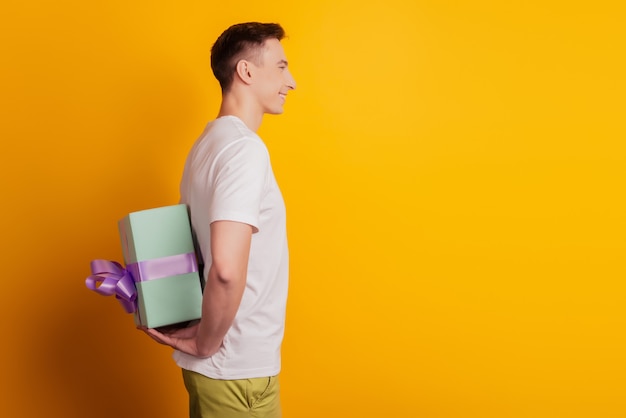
left=118, top=204, right=203, bottom=328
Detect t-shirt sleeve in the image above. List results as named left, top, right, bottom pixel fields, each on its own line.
left=208, top=138, right=268, bottom=232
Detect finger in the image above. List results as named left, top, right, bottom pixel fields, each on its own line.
left=146, top=328, right=165, bottom=340
left=139, top=327, right=166, bottom=344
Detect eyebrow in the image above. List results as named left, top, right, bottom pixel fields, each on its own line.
left=277, top=59, right=289, bottom=66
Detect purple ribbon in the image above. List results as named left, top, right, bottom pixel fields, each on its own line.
left=85, top=260, right=137, bottom=313
left=127, top=253, right=198, bottom=283
left=85, top=253, right=198, bottom=314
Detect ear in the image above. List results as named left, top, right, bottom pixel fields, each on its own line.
left=234, top=59, right=253, bottom=85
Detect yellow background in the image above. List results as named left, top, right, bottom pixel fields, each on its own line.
left=2, top=1, right=624, bottom=417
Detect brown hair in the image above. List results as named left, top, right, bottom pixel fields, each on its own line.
left=211, top=22, right=285, bottom=92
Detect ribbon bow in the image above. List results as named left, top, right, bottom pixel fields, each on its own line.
left=85, top=259, right=137, bottom=313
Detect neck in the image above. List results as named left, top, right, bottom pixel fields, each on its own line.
left=217, top=90, right=264, bottom=132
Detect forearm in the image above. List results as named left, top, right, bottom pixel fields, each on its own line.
left=195, top=263, right=246, bottom=357
left=138, top=222, right=249, bottom=358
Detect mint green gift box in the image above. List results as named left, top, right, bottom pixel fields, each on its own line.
left=118, top=204, right=203, bottom=328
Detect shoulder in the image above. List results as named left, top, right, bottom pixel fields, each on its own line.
left=191, top=117, right=268, bottom=165
left=211, top=118, right=269, bottom=164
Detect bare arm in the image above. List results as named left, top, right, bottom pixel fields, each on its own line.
left=195, top=220, right=251, bottom=355
left=141, top=220, right=252, bottom=358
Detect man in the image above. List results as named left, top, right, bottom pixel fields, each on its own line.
left=141, top=22, right=296, bottom=418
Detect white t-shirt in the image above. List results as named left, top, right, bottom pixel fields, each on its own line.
left=174, top=115, right=289, bottom=380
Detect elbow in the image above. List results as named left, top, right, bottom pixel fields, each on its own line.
left=215, top=272, right=235, bottom=286
left=210, top=264, right=244, bottom=287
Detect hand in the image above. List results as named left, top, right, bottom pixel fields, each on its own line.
left=138, top=323, right=207, bottom=358
left=157, top=321, right=200, bottom=339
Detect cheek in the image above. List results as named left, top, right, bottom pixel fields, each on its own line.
left=266, top=76, right=282, bottom=93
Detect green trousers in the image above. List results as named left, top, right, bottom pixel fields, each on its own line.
left=182, top=369, right=282, bottom=418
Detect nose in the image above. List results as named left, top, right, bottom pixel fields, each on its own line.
left=286, top=68, right=296, bottom=90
